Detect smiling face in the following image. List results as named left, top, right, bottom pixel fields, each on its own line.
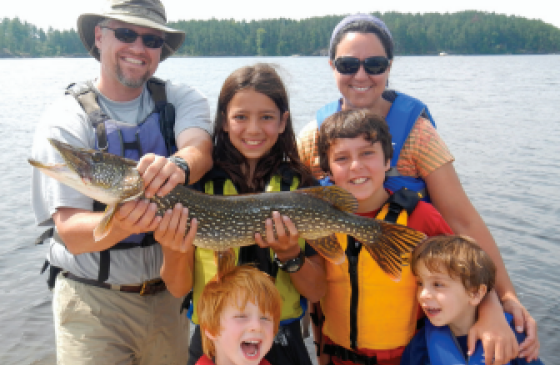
left=327, top=135, right=390, bottom=212
left=94, top=19, right=163, bottom=97
left=206, top=299, right=275, bottom=365
left=223, top=89, right=288, bottom=175
left=415, top=259, right=484, bottom=336
left=330, top=32, right=391, bottom=113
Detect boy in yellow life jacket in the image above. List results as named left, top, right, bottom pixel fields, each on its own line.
left=196, top=264, right=283, bottom=365
left=312, top=109, right=453, bottom=365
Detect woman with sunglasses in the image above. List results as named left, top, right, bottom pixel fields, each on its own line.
left=298, top=13, right=540, bottom=365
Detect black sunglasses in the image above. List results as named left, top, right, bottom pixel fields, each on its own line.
left=101, top=26, right=165, bottom=49
left=334, top=56, right=390, bottom=75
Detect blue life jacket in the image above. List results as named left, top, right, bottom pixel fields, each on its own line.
left=65, top=77, right=177, bottom=282
left=425, top=313, right=514, bottom=365
left=316, top=92, right=435, bottom=201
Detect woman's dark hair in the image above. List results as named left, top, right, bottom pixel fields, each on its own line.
left=329, top=20, right=394, bottom=61
left=213, top=63, right=315, bottom=193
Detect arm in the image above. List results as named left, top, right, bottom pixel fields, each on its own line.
left=53, top=199, right=160, bottom=255
left=155, top=203, right=197, bottom=298
left=425, top=162, right=539, bottom=362
left=255, top=211, right=327, bottom=303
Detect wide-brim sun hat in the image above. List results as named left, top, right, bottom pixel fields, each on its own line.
left=77, top=0, right=185, bottom=62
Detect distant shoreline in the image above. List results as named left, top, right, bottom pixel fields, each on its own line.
left=2, top=52, right=559, bottom=59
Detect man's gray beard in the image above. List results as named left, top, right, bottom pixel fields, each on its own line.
left=116, top=63, right=150, bottom=88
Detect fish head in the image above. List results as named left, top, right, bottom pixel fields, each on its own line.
left=28, top=138, right=144, bottom=205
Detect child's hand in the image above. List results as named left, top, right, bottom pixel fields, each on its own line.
left=502, top=296, right=540, bottom=362
left=154, top=203, right=197, bottom=253
left=255, top=211, right=301, bottom=261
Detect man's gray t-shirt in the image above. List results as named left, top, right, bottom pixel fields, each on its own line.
left=31, top=79, right=212, bottom=284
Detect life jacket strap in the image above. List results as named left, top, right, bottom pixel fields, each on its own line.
left=323, top=343, right=378, bottom=365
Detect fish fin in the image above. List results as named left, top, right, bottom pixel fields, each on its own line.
left=307, top=234, right=346, bottom=265
left=294, top=186, right=358, bottom=213
left=214, top=249, right=236, bottom=281
left=93, top=204, right=118, bottom=241
left=358, top=222, right=426, bottom=281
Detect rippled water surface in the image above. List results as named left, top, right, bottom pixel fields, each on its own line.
left=0, top=55, right=558, bottom=364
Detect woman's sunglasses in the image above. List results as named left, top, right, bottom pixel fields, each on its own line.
left=334, top=56, right=390, bottom=75
left=101, top=26, right=165, bottom=49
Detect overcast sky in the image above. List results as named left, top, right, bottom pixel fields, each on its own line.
left=4, top=0, right=559, bottom=30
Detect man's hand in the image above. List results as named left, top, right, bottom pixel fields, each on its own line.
left=137, top=153, right=185, bottom=199
left=113, top=199, right=161, bottom=235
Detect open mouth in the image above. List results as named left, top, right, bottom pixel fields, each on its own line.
left=423, top=307, right=442, bottom=317
left=241, top=340, right=261, bottom=359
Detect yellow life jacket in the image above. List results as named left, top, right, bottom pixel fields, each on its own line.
left=191, top=168, right=306, bottom=325
left=321, top=189, right=420, bottom=350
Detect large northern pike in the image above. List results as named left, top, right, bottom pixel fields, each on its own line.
left=29, top=139, right=426, bottom=278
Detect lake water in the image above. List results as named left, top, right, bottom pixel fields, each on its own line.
left=0, top=55, right=558, bottom=364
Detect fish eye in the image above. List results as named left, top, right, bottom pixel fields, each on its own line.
left=92, top=152, right=103, bottom=162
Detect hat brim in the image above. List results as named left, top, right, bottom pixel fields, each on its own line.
left=77, top=13, right=185, bottom=62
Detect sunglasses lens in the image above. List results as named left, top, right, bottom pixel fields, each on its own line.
left=142, top=35, right=165, bottom=49
left=111, top=28, right=164, bottom=49
left=364, top=57, right=389, bottom=75
left=335, top=57, right=360, bottom=74
left=113, top=28, right=138, bottom=43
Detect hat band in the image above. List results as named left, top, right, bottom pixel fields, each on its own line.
left=108, top=6, right=167, bottom=25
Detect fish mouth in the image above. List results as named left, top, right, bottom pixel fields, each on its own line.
left=46, top=139, right=98, bottom=181
left=29, top=138, right=143, bottom=205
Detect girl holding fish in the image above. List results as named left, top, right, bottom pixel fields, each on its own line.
left=156, top=63, right=326, bottom=365
left=297, top=13, right=540, bottom=365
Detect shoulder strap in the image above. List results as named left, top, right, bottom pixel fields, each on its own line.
left=386, top=92, right=436, bottom=167
left=316, top=100, right=341, bottom=127
left=377, top=188, right=420, bottom=224
left=273, top=163, right=299, bottom=191
left=147, top=77, right=177, bottom=154
left=66, top=81, right=110, bottom=151
left=147, top=77, right=167, bottom=106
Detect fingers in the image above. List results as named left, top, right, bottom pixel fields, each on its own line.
left=254, top=232, right=267, bottom=247
left=155, top=203, right=195, bottom=253
left=139, top=154, right=185, bottom=199
left=466, top=326, right=478, bottom=358
left=115, top=199, right=160, bottom=234
left=511, top=303, right=525, bottom=334
left=519, top=313, right=540, bottom=361
left=271, top=211, right=286, bottom=238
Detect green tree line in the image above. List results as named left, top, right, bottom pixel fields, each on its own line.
left=2, top=11, right=559, bottom=58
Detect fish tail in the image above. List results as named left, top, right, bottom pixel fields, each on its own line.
left=214, top=249, right=236, bottom=282
left=356, top=221, right=426, bottom=280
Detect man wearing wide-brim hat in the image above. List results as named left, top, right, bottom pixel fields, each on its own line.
left=30, top=0, right=213, bottom=363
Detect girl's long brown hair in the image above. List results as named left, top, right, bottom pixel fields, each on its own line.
left=213, top=63, right=314, bottom=192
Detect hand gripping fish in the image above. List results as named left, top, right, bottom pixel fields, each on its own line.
left=29, top=139, right=426, bottom=279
